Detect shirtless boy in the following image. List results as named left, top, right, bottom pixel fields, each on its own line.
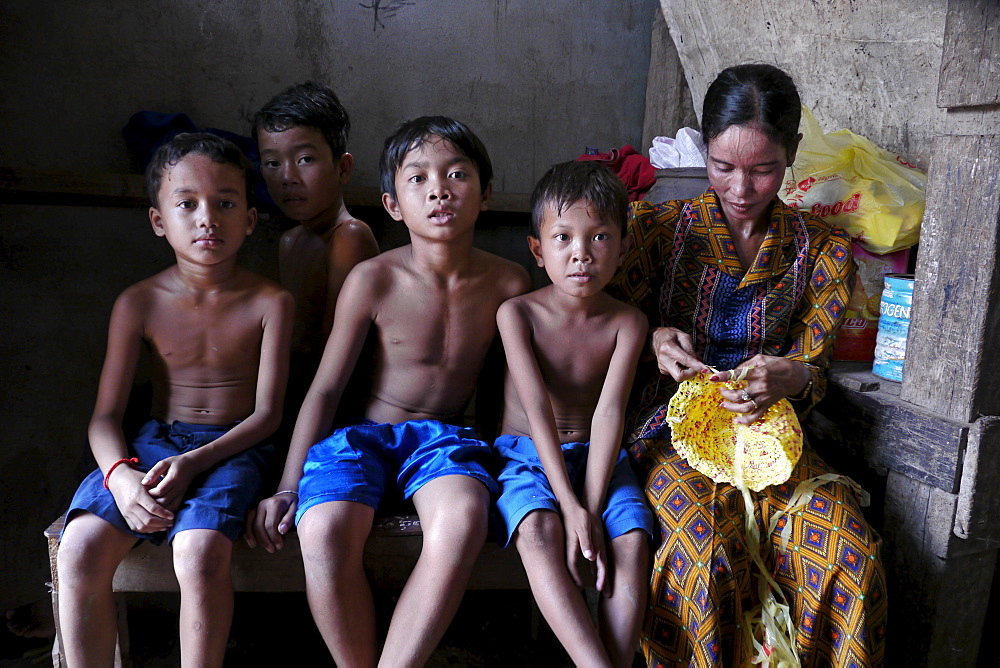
left=249, top=116, right=530, bottom=666
left=57, top=133, right=293, bottom=667
left=253, top=81, right=379, bottom=385
left=494, top=161, right=655, bottom=667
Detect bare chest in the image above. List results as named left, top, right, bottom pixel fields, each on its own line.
left=144, top=302, right=263, bottom=378
left=375, top=284, right=499, bottom=368
left=532, top=320, right=618, bottom=404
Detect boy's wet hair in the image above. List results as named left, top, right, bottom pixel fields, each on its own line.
left=379, top=116, right=492, bottom=201
left=146, top=132, right=253, bottom=208
left=252, top=81, right=350, bottom=158
left=702, top=63, right=801, bottom=160
left=529, top=161, right=628, bottom=238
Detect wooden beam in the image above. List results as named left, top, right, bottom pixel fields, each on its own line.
left=900, top=134, right=1000, bottom=422
left=955, top=416, right=1000, bottom=545
left=816, top=366, right=969, bottom=492
left=641, top=7, right=698, bottom=156
left=938, top=0, right=1000, bottom=108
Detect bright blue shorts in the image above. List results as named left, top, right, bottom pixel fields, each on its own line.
left=494, top=434, right=656, bottom=547
left=64, top=419, right=274, bottom=545
left=295, top=419, right=498, bottom=525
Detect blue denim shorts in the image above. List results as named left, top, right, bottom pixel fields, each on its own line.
left=494, top=434, right=656, bottom=547
left=295, top=419, right=498, bottom=525
left=64, top=419, right=273, bottom=545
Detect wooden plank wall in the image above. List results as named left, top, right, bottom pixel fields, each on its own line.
left=900, top=135, right=1000, bottom=423
left=881, top=1, right=1000, bottom=662
left=938, top=0, right=1000, bottom=108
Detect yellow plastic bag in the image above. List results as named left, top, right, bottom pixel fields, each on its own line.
left=781, top=106, right=926, bottom=255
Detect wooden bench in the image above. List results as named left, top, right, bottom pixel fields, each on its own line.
left=44, top=513, right=530, bottom=667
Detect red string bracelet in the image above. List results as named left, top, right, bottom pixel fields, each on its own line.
left=104, top=457, right=139, bottom=489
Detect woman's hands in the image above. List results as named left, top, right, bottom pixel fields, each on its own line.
left=651, top=327, right=811, bottom=424
left=651, top=327, right=708, bottom=382
left=713, top=355, right=812, bottom=424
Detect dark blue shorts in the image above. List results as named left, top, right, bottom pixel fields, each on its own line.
left=295, top=419, right=498, bottom=525
left=494, top=434, right=656, bottom=547
left=64, top=419, right=274, bottom=545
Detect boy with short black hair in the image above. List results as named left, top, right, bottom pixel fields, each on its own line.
left=249, top=116, right=530, bottom=666
left=57, top=132, right=293, bottom=666
left=495, top=160, right=655, bottom=667
left=253, top=81, right=379, bottom=380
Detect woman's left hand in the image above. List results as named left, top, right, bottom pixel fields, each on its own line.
left=712, top=355, right=811, bottom=424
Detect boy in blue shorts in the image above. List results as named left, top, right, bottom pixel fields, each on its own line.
left=248, top=117, right=530, bottom=666
left=495, top=161, right=655, bottom=667
left=57, top=133, right=294, bottom=667
left=253, top=81, right=379, bottom=390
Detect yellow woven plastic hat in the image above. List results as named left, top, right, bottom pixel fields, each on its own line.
left=666, top=373, right=803, bottom=492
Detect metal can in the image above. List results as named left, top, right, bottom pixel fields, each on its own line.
left=872, top=273, right=915, bottom=382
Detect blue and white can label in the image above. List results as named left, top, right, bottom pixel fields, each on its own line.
left=872, top=273, right=914, bottom=382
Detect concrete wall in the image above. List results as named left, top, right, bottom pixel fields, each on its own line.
left=0, top=1, right=659, bottom=608
left=658, top=0, right=997, bottom=170
left=0, top=0, right=657, bottom=191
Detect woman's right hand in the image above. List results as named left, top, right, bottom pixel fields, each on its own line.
left=651, top=326, right=707, bottom=382
left=245, top=492, right=297, bottom=552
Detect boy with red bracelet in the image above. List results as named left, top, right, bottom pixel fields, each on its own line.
left=57, top=133, right=293, bottom=667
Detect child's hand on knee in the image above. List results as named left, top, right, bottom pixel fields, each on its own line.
left=107, top=465, right=174, bottom=533
left=142, top=455, right=196, bottom=512
left=563, top=503, right=607, bottom=591
left=245, top=492, right=297, bottom=552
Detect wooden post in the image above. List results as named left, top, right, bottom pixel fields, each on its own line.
left=900, top=135, right=1000, bottom=422
left=885, top=131, right=1000, bottom=665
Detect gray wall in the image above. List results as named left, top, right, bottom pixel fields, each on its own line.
left=0, top=0, right=657, bottom=190
left=0, top=0, right=658, bottom=608
left=658, top=0, right=997, bottom=170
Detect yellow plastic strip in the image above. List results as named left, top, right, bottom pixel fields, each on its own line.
left=734, top=427, right=872, bottom=666
left=734, top=429, right=801, bottom=667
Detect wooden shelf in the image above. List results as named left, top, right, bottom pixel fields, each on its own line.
left=0, top=166, right=531, bottom=212
left=818, top=361, right=969, bottom=493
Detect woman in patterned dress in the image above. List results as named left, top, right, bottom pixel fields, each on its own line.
left=608, top=64, right=887, bottom=667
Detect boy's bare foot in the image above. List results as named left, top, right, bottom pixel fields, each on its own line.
left=5, top=599, right=55, bottom=638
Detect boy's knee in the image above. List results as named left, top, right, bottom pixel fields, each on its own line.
left=57, top=517, right=129, bottom=584
left=610, top=529, right=650, bottom=571
left=423, top=494, right=488, bottom=540
left=57, top=542, right=104, bottom=583
left=172, top=531, right=232, bottom=583
left=514, top=510, right=562, bottom=551
left=298, top=502, right=372, bottom=564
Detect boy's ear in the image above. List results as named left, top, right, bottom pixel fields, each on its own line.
left=527, top=235, right=544, bottom=267
left=246, top=207, right=258, bottom=236
left=480, top=182, right=492, bottom=211
left=338, top=153, right=354, bottom=185
left=382, top=192, right=404, bottom=221
left=149, top=207, right=166, bottom=237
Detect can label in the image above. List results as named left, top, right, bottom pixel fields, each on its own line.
left=872, top=274, right=914, bottom=382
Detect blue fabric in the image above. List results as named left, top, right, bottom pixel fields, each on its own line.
left=493, top=434, right=656, bottom=547
left=64, top=419, right=274, bottom=545
left=295, top=419, right=498, bottom=524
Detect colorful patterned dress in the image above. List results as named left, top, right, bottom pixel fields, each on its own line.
left=608, top=192, right=887, bottom=667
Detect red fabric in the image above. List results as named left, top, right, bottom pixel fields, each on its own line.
left=577, top=145, right=656, bottom=201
